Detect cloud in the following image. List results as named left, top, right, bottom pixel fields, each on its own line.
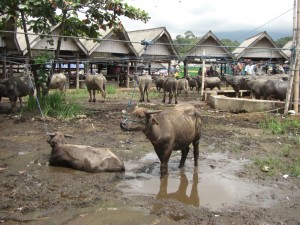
left=122, top=0, right=293, bottom=40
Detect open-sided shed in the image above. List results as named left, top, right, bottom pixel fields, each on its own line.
left=127, top=27, right=181, bottom=73
left=182, top=30, right=234, bottom=76
left=232, top=31, right=288, bottom=63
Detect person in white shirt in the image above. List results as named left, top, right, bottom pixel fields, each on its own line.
left=245, top=61, right=255, bottom=76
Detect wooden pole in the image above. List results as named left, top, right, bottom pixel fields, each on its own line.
left=126, top=62, right=130, bottom=88
left=284, top=0, right=299, bottom=114
left=76, top=54, right=79, bottom=89
left=294, top=0, right=300, bottom=113
left=200, top=49, right=205, bottom=100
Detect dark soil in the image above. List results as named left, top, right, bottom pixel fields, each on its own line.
left=0, top=88, right=300, bottom=225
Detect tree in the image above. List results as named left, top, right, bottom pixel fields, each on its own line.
left=220, top=39, right=240, bottom=52
left=275, top=36, right=292, bottom=48
left=173, top=32, right=200, bottom=56
left=0, top=0, right=150, bottom=98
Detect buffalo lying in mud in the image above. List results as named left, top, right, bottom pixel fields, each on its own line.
left=47, top=132, right=125, bottom=172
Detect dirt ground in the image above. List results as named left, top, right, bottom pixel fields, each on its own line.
left=0, top=87, right=300, bottom=225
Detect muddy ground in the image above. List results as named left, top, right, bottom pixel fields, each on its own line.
left=0, top=87, right=300, bottom=225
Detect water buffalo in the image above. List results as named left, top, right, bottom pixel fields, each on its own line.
left=47, top=132, right=125, bottom=172
left=163, top=76, right=178, bottom=104
left=137, top=74, right=152, bottom=102
left=185, top=75, right=198, bottom=91
left=245, top=77, right=267, bottom=99
left=0, top=76, right=35, bottom=110
left=196, top=76, right=221, bottom=92
left=224, top=74, right=247, bottom=97
left=177, top=78, right=189, bottom=98
left=261, top=79, right=288, bottom=101
left=49, top=73, right=67, bottom=93
left=85, top=73, right=107, bottom=102
left=120, top=103, right=202, bottom=174
left=154, top=76, right=165, bottom=92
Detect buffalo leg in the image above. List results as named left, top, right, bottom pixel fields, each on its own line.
left=162, top=91, right=166, bottom=103
left=156, top=150, right=172, bottom=175
left=193, top=141, right=199, bottom=167
left=93, top=90, right=96, bottom=102
left=88, top=90, right=92, bottom=102
left=174, top=92, right=178, bottom=104
left=179, top=146, right=190, bottom=168
left=168, top=92, right=173, bottom=104
left=146, top=90, right=150, bottom=102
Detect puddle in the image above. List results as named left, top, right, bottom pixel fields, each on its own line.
left=118, top=152, right=277, bottom=211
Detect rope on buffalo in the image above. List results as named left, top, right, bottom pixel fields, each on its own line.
left=125, top=40, right=153, bottom=118
left=25, top=64, right=49, bottom=135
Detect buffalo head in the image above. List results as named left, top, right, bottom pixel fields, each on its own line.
left=120, top=108, right=161, bottom=132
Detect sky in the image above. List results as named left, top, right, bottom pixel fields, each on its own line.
left=121, top=0, right=294, bottom=41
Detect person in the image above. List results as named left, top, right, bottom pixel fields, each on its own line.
left=254, top=63, right=264, bottom=75
left=244, top=61, right=255, bottom=76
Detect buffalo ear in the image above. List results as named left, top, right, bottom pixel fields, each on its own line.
left=145, top=110, right=162, bottom=115
left=149, top=116, right=159, bottom=125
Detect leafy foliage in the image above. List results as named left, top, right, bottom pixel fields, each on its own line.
left=220, top=39, right=240, bottom=52
left=275, top=36, right=292, bottom=48
left=173, top=31, right=200, bottom=56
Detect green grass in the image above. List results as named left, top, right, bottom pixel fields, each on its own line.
left=25, top=91, right=83, bottom=119
left=259, top=116, right=300, bottom=135
left=106, top=85, right=117, bottom=94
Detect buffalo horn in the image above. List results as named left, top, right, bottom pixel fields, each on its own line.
left=47, top=132, right=56, bottom=137
left=145, top=110, right=162, bottom=115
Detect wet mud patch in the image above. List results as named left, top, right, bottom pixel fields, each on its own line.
left=118, top=152, right=280, bottom=212
left=1, top=91, right=300, bottom=225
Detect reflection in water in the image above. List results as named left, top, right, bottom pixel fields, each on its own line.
left=156, top=169, right=199, bottom=207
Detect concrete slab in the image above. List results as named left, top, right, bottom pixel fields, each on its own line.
left=208, top=94, right=285, bottom=113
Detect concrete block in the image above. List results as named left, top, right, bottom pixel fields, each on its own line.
left=209, top=95, right=285, bottom=113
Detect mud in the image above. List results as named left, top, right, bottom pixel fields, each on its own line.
left=0, top=90, right=300, bottom=225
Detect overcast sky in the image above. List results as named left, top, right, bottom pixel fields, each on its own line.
left=121, top=0, right=294, bottom=41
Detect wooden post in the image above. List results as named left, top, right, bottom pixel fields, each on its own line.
left=76, top=54, right=79, bottom=89
left=285, top=0, right=299, bottom=114
left=200, top=49, right=205, bottom=100
left=184, top=60, right=187, bottom=77
left=126, top=62, right=130, bottom=88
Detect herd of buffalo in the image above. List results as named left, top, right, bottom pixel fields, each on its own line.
left=0, top=70, right=290, bottom=175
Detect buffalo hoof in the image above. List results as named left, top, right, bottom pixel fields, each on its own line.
left=93, top=99, right=96, bottom=102
left=88, top=99, right=92, bottom=102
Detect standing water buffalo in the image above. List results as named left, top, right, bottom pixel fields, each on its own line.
left=245, top=77, right=267, bottom=99
left=185, top=75, right=198, bottom=91
left=85, top=73, right=107, bottom=102
left=224, top=74, right=247, bottom=97
left=120, top=103, right=202, bottom=174
left=177, top=78, right=189, bottom=99
left=154, top=76, right=165, bottom=92
left=0, top=75, right=35, bottom=110
left=163, top=76, right=178, bottom=104
left=261, top=79, right=288, bottom=101
left=196, top=76, right=222, bottom=92
left=137, top=74, right=152, bottom=102
left=49, top=73, right=67, bottom=93
left=47, top=132, right=125, bottom=172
